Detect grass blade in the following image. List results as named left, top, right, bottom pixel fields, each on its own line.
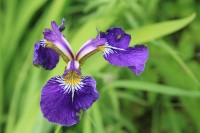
left=104, top=80, right=200, bottom=98
left=128, top=13, right=196, bottom=44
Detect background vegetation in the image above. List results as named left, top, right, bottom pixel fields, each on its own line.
left=1, top=0, right=200, bottom=133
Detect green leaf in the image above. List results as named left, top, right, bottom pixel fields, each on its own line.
left=103, top=80, right=200, bottom=98
left=128, top=13, right=196, bottom=44
left=115, top=92, right=148, bottom=106
left=91, top=104, right=105, bottom=133
left=55, top=126, right=62, bottom=133
left=154, top=40, right=200, bottom=86
left=83, top=113, right=92, bottom=133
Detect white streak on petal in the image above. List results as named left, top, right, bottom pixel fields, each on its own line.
left=71, top=86, right=75, bottom=102
left=54, top=41, right=73, bottom=60
left=103, top=43, right=125, bottom=58
left=54, top=76, right=86, bottom=102
left=61, top=36, right=73, bottom=53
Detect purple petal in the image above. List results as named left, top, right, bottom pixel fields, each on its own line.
left=73, top=76, right=98, bottom=111
left=64, top=60, right=81, bottom=76
left=43, top=21, right=74, bottom=59
left=33, top=40, right=59, bottom=70
left=40, top=75, right=98, bottom=126
left=103, top=45, right=148, bottom=75
left=100, top=28, right=131, bottom=49
left=128, top=65, right=145, bottom=75
left=76, top=37, right=107, bottom=60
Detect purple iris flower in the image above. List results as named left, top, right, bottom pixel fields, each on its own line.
left=33, top=19, right=148, bottom=126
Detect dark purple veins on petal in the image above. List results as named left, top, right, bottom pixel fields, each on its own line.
left=43, top=21, right=74, bottom=59
left=40, top=76, right=99, bottom=126
left=103, top=45, right=148, bottom=75
left=33, top=41, right=59, bottom=70
left=73, top=76, right=98, bottom=111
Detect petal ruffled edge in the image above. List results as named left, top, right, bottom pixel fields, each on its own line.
left=40, top=75, right=99, bottom=126
left=103, top=45, right=148, bottom=75
left=33, top=40, right=59, bottom=70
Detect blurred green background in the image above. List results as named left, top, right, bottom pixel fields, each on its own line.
left=1, top=0, right=200, bottom=133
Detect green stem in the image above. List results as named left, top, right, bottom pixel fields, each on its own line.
left=0, top=45, right=3, bottom=133
left=55, top=126, right=62, bottom=133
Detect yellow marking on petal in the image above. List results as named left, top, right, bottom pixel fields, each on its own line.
left=79, top=45, right=105, bottom=66
left=78, top=49, right=99, bottom=67
left=45, top=41, right=70, bottom=63
left=98, top=46, right=105, bottom=51
left=45, top=41, right=53, bottom=45
left=64, top=71, right=81, bottom=85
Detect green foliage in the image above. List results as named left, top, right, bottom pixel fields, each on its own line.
left=128, top=13, right=196, bottom=44
left=1, top=0, right=200, bottom=133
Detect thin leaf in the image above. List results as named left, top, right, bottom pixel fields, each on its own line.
left=128, top=13, right=196, bottom=44
left=115, top=92, right=148, bottom=106
left=103, top=80, right=200, bottom=98
left=91, top=104, right=105, bottom=133
left=154, top=40, right=200, bottom=86
left=55, top=126, right=62, bottom=133
left=83, top=113, right=92, bottom=133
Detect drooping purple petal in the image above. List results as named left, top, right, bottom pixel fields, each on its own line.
left=33, top=40, right=59, bottom=70
left=43, top=21, right=74, bottom=59
left=40, top=75, right=98, bottom=126
left=103, top=45, right=148, bottom=75
left=76, top=37, right=107, bottom=60
left=100, top=28, right=131, bottom=49
left=73, top=76, right=98, bottom=111
left=128, top=65, right=146, bottom=75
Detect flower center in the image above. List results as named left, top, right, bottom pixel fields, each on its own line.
left=63, top=70, right=83, bottom=102
left=64, top=71, right=81, bottom=85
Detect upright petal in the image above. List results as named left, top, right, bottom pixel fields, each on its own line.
left=40, top=75, right=98, bottom=126
left=33, top=40, right=59, bottom=70
left=103, top=45, right=148, bottom=75
left=76, top=37, right=107, bottom=61
left=43, top=21, right=74, bottom=59
left=100, top=28, right=131, bottom=49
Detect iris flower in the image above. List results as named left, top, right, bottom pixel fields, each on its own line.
left=33, top=19, right=148, bottom=126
